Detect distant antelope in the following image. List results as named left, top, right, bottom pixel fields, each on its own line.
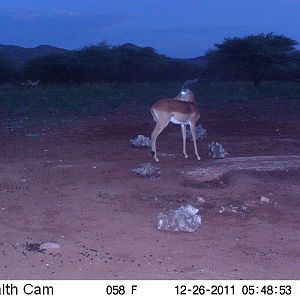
left=150, top=78, right=201, bottom=162
left=31, top=80, right=40, bottom=88
left=21, top=80, right=40, bottom=89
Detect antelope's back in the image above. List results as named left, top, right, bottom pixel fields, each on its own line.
left=151, top=99, right=198, bottom=115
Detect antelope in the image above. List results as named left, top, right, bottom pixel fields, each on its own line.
left=150, top=78, right=201, bottom=162
left=21, top=80, right=40, bottom=89
left=31, top=80, right=40, bottom=89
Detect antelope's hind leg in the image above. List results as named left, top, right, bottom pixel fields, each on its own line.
left=151, top=121, right=168, bottom=162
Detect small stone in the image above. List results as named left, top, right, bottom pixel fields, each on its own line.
left=260, top=196, right=270, bottom=203
left=26, top=133, right=40, bottom=138
left=40, top=242, right=60, bottom=250
left=130, top=135, right=151, bottom=148
left=153, top=196, right=160, bottom=203
left=218, top=204, right=247, bottom=216
left=132, top=163, right=160, bottom=178
left=208, top=142, right=228, bottom=159
left=197, top=196, right=206, bottom=203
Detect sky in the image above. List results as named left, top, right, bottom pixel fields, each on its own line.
left=0, top=0, right=299, bottom=58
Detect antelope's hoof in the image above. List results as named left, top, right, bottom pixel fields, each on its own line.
left=197, top=156, right=201, bottom=161
left=154, top=157, right=159, bottom=162
left=184, top=154, right=189, bottom=159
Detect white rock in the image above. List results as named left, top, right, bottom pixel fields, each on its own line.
left=197, top=196, right=206, bottom=203
left=130, top=135, right=151, bottom=148
left=260, top=196, right=270, bottom=203
left=132, top=163, right=160, bottom=178
left=40, top=242, right=60, bottom=250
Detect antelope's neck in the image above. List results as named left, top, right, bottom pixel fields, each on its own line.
left=175, top=97, right=195, bottom=103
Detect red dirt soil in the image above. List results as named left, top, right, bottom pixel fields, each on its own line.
left=0, top=98, right=300, bottom=279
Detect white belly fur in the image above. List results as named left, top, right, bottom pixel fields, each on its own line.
left=170, top=116, right=189, bottom=125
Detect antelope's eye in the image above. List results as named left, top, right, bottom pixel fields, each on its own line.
left=181, top=91, right=186, bottom=95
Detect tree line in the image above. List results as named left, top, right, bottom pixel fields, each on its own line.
left=0, top=43, right=199, bottom=83
left=0, top=33, right=299, bottom=87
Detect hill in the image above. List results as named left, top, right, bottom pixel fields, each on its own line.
left=0, top=44, right=69, bottom=63
left=175, top=55, right=208, bottom=67
left=0, top=43, right=207, bottom=66
left=118, top=43, right=208, bottom=66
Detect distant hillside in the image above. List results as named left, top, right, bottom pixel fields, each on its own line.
left=0, top=44, right=69, bottom=63
left=118, top=43, right=143, bottom=51
left=119, top=43, right=208, bottom=66
left=118, top=43, right=208, bottom=66
left=0, top=43, right=208, bottom=67
left=175, top=56, right=208, bottom=67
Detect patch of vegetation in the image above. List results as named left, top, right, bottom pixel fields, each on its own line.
left=1, top=81, right=300, bottom=117
left=194, top=81, right=300, bottom=103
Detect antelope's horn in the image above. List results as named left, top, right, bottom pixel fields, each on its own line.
left=182, top=77, right=200, bottom=89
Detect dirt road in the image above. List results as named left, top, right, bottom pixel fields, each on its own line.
left=1, top=99, right=300, bottom=279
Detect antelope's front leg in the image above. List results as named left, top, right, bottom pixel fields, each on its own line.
left=181, top=124, right=188, bottom=159
left=189, top=123, right=201, bottom=160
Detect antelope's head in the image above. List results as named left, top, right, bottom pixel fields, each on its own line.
left=175, top=88, right=195, bottom=102
left=175, top=77, right=200, bottom=102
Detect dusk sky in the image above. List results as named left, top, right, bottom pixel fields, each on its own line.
left=0, top=0, right=299, bottom=58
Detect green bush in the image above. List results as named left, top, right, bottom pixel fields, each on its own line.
left=205, top=33, right=298, bottom=87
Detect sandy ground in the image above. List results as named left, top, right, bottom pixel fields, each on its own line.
left=0, top=98, right=300, bottom=279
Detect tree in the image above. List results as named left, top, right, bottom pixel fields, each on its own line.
left=77, top=42, right=116, bottom=81
left=113, top=46, right=171, bottom=81
left=294, top=51, right=300, bottom=81
left=0, top=56, right=18, bottom=82
left=206, top=33, right=298, bottom=87
left=24, top=53, right=82, bottom=83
